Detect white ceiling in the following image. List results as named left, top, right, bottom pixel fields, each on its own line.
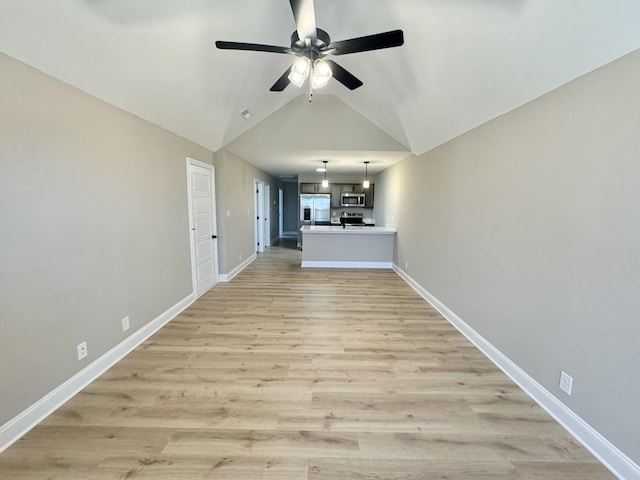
left=1, top=0, right=639, bottom=178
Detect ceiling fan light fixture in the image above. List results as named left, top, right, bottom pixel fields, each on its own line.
left=288, top=57, right=311, bottom=87
left=311, top=59, right=332, bottom=89
left=216, top=1, right=405, bottom=93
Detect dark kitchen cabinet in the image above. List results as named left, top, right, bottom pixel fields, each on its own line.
left=304, top=182, right=374, bottom=207
left=300, top=183, right=330, bottom=194
left=340, top=183, right=365, bottom=194
left=364, top=184, right=374, bottom=208
left=331, top=184, right=342, bottom=208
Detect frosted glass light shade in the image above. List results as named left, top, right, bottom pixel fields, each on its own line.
left=311, top=59, right=332, bottom=89
left=288, top=57, right=311, bottom=87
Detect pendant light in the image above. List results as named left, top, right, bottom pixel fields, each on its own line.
left=321, top=160, right=329, bottom=188
left=363, top=161, right=370, bottom=189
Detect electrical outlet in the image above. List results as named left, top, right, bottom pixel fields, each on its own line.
left=239, top=252, right=242, bottom=261
left=122, top=316, right=130, bottom=332
left=405, top=261, right=409, bottom=269
left=77, top=341, right=88, bottom=361
left=559, top=371, right=573, bottom=395
left=226, top=209, right=231, bottom=218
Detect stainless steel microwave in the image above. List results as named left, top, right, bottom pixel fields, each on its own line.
left=341, top=192, right=365, bottom=207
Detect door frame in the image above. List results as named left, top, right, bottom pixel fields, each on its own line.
left=186, top=158, right=219, bottom=296
left=264, top=184, right=271, bottom=247
left=278, top=188, right=284, bottom=238
left=254, top=179, right=265, bottom=253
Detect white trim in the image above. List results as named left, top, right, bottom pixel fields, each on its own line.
left=302, top=261, right=393, bottom=269
left=270, top=234, right=280, bottom=246
left=186, top=157, right=213, bottom=170
left=393, top=264, right=640, bottom=480
left=0, top=293, right=195, bottom=454
left=283, top=231, right=298, bottom=237
left=219, top=253, right=257, bottom=282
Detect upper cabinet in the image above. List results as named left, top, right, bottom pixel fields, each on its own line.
left=364, top=184, right=374, bottom=208
left=340, top=184, right=365, bottom=194
left=331, top=184, right=342, bottom=208
left=300, top=183, right=331, bottom=194
left=301, top=182, right=374, bottom=208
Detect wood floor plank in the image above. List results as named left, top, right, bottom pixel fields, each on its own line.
left=307, top=458, right=520, bottom=480
left=0, top=239, right=615, bottom=479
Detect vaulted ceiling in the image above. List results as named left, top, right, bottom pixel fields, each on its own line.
left=1, top=1, right=639, bottom=178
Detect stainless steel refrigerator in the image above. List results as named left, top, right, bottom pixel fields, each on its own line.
left=300, top=194, right=331, bottom=226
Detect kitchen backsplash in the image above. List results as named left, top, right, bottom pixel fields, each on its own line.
left=330, top=208, right=376, bottom=224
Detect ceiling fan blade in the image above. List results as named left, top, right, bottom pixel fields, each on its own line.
left=215, top=41, right=292, bottom=55
left=289, top=0, right=317, bottom=41
left=270, top=67, right=292, bottom=92
left=326, top=29, right=404, bottom=56
left=325, top=60, right=363, bottom=90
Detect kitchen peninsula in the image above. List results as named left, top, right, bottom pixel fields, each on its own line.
left=300, top=225, right=397, bottom=268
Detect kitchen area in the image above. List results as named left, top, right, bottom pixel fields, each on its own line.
left=299, top=181, right=375, bottom=229
left=297, top=180, right=397, bottom=268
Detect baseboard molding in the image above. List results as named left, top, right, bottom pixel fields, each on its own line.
left=282, top=231, right=298, bottom=237
left=302, top=261, right=393, bottom=269
left=270, top=235, right=280, bottom=246
left=393, top=264, right=640, bottom=480
left=219, top=253, right=257, bottom=282
left=0, top=292, right=196, bottom=455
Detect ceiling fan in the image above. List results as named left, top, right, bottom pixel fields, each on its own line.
left=215, top=0, right=404, bottom=92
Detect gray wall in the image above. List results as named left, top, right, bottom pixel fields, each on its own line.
left=375, top=50, right=640, bottom=463
left=0, top=53, right=212, bottom=424
left=213, top=150, right=279, bottom=276
left=282, top=182, right=299, bottom=234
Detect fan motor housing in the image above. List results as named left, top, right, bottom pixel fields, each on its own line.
left=290, top=28, right=331, bottom=58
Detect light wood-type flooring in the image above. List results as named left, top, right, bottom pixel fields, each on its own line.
left=0, top=239, right=614, bottom=479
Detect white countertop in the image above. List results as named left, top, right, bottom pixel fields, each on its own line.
left=301, top=225, right=397, bottom=235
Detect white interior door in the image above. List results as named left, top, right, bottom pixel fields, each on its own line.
left=278, top=188, right=284, bottom=237
left=264, top=184, right=270, bottom=248
left=187, top=160, right=218, bottom=297
left=255, top=180, right=265, bottom=253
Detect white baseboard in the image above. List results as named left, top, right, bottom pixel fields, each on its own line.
left=282, top=231, right=298, bottom=237
left=0, top=292, right=196, bottom=454
left=302, top=261, right=393, bottom=269
left=219, top=253, right=257, bottom=282
left=393, top=264, right=640, bottom=480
